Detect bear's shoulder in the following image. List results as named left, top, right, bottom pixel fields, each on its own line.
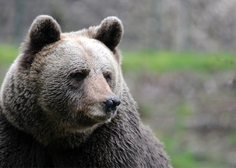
left=0, top=105, right=49, bottom=167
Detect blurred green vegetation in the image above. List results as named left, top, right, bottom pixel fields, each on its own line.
left=160, top=100, right=228, bottom=168
left=0, top=44, right=235, bottom=168
left=0, top=44, right=18, bottom=65
left=0, top=44, right=235, bottom=72
left=163, top=136, right=227, bottom=168
left=122, top=50, right=236, bottom=73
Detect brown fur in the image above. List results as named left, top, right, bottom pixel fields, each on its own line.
left=0, top=15, right=172, bottom=167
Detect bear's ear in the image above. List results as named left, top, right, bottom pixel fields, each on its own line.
left=92, top=16, right=124, bottom=51
left=27, top=15, right=61, bottom=51
left=20, top=15, right=61, bottom=69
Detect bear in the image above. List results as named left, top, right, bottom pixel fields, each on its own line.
left=0, top=15, right=172, bottom=167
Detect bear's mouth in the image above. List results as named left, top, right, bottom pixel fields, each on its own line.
left=76, top=109, right=116, bottom=126
left=85, top=110, right=115, bottom=123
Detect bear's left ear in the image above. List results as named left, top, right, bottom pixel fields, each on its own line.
left=91, top=16, right=124, bottom=51
left=27, top=15, right=61, bottom=51
left=20, top=15, right=61, bottom=69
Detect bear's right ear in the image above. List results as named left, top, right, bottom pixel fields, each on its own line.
left=91, top=16, right=124, bottom=51
left=20, top=15, right=61, bottom=69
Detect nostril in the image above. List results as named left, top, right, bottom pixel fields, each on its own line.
left=112, top=98, right=121, bottom=107
left=104, top=99, right=113, bottom=109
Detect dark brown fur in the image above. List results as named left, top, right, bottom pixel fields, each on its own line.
left=20, top=15, right=61, bottom=70
left=0, top=15, right=172, bottom=167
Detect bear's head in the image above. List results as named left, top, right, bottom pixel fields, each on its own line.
left=0, top=15, right=124, bottom=147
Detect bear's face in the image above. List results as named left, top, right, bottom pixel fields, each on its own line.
left=39, top=37, right=121, bottom=131
left=0, top=15, right=124, bottom=145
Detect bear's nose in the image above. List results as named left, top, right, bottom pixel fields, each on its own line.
left=103, top=97, right=121, bottom=113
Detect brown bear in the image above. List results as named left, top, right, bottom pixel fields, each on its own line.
left=0, top=15, right=172, bottom=167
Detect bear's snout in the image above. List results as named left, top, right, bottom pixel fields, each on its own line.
left=103, top=97, right=121, bottom=114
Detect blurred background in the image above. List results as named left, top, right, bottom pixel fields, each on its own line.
left=1, top=0, right=236, bottom=167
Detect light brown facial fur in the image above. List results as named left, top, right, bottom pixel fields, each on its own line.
left=38, top=38, right=121, bottom=127
left=0, top=15, right=124, bottom=146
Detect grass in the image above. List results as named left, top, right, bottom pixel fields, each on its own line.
left=229, top=133, right=236, bottom=144
left=0, top=44, right=235, bottom=73
left=155, top=99, right=231, bottom=168
left=162, top=134, right=229, bottom=168
left=122, top=50, right=236, bottom=72
left=0, top=44, right=18, bottom=65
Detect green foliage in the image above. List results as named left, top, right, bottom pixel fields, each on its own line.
left=0, top=45, right=235, bottom=72
left=138, top=103, right=153, bottom=119
left=162, top=136, right=227, bottom=168
left=0, top=44, right=18, bottom=65
left=122, top=50, right=236, bottom=72
left=177, top=102, right=192, bottom=116
left=175, top=102, right=193, bottom=130
left=229, top=133, right=236, bottom=144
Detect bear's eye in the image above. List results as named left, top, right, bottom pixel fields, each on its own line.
left=71, top=72, right=87, bottom=82
left=104, top=73, right=111, bottom=83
